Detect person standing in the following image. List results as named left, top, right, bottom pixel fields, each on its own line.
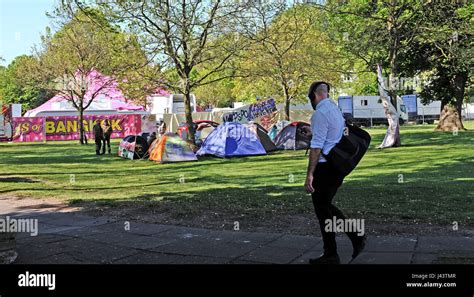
left=101, top=119, right=112, bottom=154
left=304, top=81, right=366, bottom=264
left=93, top=121, right=103, bottom=155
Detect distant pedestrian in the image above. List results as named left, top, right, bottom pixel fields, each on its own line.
left=92, top=121, right=103, bottom=155
left=101, top=119, right=112, bottom=154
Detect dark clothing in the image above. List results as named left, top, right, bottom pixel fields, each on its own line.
left=101, top=137, right=111, bottom=154
left=311, top=162, right=360, bottom=255
left=95, top=138, right=102, bottom=155
left=93, top=123, right=103, bottom=139
left=93, top=123, right=103, bottom=155
left=101, top=123, right=112, bottom=154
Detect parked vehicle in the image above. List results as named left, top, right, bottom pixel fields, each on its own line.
left=401, top=95, right=441, bottom=124
left=338, top=95, right=408, bottom=126
left=462, top=103, right=474, bottom=120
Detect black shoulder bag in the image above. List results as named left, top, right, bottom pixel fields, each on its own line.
left=322, top=122, right=371, bottom=176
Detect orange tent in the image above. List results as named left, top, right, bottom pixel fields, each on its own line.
left=148, top=134, right=197, bottom=163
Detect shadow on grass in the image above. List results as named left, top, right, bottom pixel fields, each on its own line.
left=64, top=155, right=474, bottom=227
left=0, top=177, right=38, bottom=183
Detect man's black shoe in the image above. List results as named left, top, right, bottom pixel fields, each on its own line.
left=309, top=254, right=340, bottom=264
left=352, top=235, right=367, bottom=259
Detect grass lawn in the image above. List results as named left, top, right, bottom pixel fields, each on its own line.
left=1, top=122, right=473, bottom=234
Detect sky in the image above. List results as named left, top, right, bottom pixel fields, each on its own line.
left=0, top=0, right=57, bottom=66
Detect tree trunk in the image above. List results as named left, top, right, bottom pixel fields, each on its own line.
left=453, top=72, right=467, bottom=128
left=284, top=100, right=290, bottom=122
left=284, top=89, right=290, bottom=122
left=183, top=81, right=196, bottom=147
left=435, top=72, right=467, bottom=131
left=384, top=15, right=402, bottom=147
left=377, top=65, right=401, bottom=148
left=435, top=105, right=464, bottom=132
left=79, top=107, right=85, bottom=145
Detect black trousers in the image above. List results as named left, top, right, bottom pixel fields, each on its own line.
left=102, top=137, right=111, bottom=154
left=95, top=139, right=102, bottom=154
left=311, top=162, right=360, bottom=255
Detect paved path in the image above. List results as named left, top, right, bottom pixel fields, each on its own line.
left=1, top=198, right=472, bottom=264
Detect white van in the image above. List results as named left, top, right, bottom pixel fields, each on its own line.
left=401, top=95, right=441, bottom=124
left=338, top=95, right=408, bottom=126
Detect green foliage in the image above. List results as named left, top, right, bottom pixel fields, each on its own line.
left=0, top=55, right=52, bottom=112
left=239, top=4, right=342, bottom=106
left=399, top=2, right=473, bottom=107
left=326, top=0, right=425, bottom=97
left=193, top=77, right=235, bottom=108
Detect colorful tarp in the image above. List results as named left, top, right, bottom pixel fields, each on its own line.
left=149, top=134, right=197, bottom=163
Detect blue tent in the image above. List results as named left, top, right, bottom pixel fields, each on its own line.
left=196, top=122, right=267, bottom=157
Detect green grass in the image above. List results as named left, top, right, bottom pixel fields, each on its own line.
left=1, top=122, right=473, bottom=229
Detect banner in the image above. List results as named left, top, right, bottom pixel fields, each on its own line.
left=12, top=117, right=45, bottom=142
left=222, top=98, right=277, bottom=124
left=12, top=114, right=142, bottom=142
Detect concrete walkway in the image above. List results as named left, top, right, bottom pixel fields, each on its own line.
left=1, top=198, right=473, bottom=264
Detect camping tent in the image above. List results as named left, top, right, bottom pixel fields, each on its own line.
left=148, top=133, right=197, bottom=163
left=273, top=121, right=312, bottom=150
left=118, top=135, right=149, bottom=159
left=245, top=122, right=277, bottom=152
left=196, top=122, right=267, bottom=157
left=267, top=120, right=291, bottom=141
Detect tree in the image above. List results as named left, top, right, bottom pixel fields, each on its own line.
left=20, top=1, right=146, bottom=144
left=238, top=3, right=341, bottom=120
left=324, top=0, right=426, bottom=148
left=399, top=1, right=473, bottom=131
left=0, top=55, right=52, bottom=112
left=193, top=77, right=235, bottom=109
left=100, top=0, right=251, bottom=145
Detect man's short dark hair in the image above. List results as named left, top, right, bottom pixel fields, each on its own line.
left=308, top=81, right=330, bottom=101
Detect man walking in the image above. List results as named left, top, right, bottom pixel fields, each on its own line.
left=93, top=121, right=103, bottom=155
left=304, top=81, right=366, bottom=264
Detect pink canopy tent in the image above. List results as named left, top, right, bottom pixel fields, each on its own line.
left=25, top=70, right=168, bottom=117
